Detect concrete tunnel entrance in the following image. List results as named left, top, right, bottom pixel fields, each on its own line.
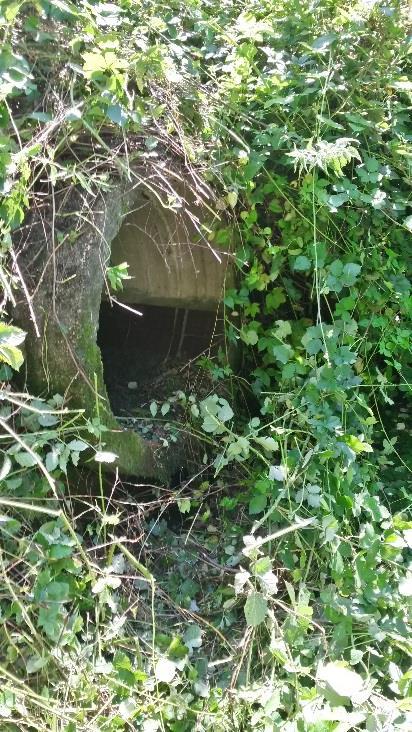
left=97, top=302, right=222, bottom=418
left=13, top=175, right=233, bottom=477
left=96, top=185, right=231, bottom=438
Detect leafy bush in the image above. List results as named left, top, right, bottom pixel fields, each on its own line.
left=0, top=0, right=411, bottom=730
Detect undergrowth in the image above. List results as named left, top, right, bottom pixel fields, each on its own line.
left=0, top=1, right=412, bottom=730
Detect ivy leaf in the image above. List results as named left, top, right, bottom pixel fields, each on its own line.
left=306, top=337, right=323, bottom=356
left=273, top=320, right=292, bottom=339
left=244, top=591, right=268, bottom=627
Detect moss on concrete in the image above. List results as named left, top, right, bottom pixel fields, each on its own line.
left=13, top=181, right=182, bottom=480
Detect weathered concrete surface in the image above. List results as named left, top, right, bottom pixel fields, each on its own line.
left=14, top=184, right=165, bottom=477
left=13, top=170, right=231, bottom=478
left=110, top=186, right=232, bottom=310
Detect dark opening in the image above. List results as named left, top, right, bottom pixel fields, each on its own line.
left=97, top=302, right=221, bottom=417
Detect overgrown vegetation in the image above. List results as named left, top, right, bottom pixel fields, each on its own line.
left=1, top=0, right=412, bottom=730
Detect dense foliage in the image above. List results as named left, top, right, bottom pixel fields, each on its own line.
left=0, top=0, right=411, bottom=730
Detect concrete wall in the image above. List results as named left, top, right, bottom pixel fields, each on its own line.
left=110, top=188, right=232, bottom=311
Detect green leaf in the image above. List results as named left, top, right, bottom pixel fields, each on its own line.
left=265, top=287, right=286, bottom=311
left=293, top=255, right=311, bottom=272
left=0, top=323, right=26, bottom=370
left=67, top=440, right=88, bottom=452
left=306, top=337, right=323, bottom=356
left=184, top=624, right=203, bottom=651
left=244, top=591, right=268, bottom=627
left=0, top=345, right=24, bottom=370
left=272, top=344, right=292, bottom=364
left=328, top=192, right=349, bottom=208
left=269, top=464, right=286, bottom=481
left=201, top=413, right=219, bottom=433
left=177, top=498, right=191, bottom=514
left=92, top=575, right=121, bottom=594
left=44, top=581, right=70, bottom=602
left=241, top=328, right=259, bottom=346
left=342, top=262, right=361, bottom=286
left=26, top=655, right=48, bottom=674
left=343, top=435, right=373, bottom=454
left=14, top=452, right=38, bottom=468
left=249, top=494, right=267, bottom=515
left=252, top=556, right=271, bottom=575
left=107, top=104, right=128, bottom=127
left=317, top=662, right=365, bottom=702
left=273, top=320, right=292, bottom=339
left=38, top=605, right=63, bottom=641
left=217, top=399, right=234, bottom=422
left=45, top=448, right=59, bottom=472
left=227, top=191, right=238, bottom=208
left=254, top=436, right=278, bottom=453
left=311, top=33, right=337, bottom=52
left=82, top=51, right=107, bottom=76
left=0, top=456, right=12, bottom=480
left=161, top=402, right=170, bottom=416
